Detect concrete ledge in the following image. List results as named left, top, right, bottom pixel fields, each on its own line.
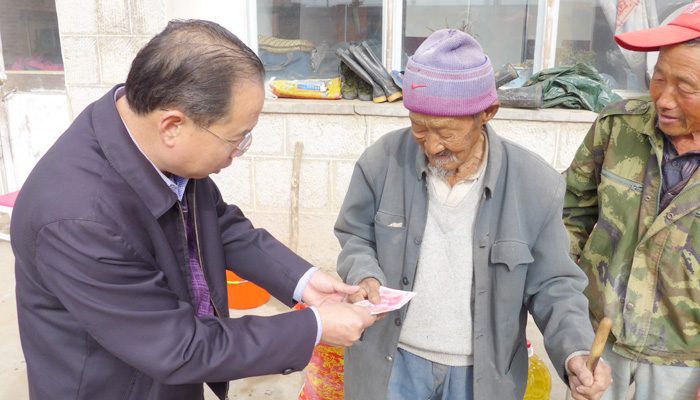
left=262, top=98, right=598, bottom=122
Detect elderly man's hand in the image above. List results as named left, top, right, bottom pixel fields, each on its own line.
left=347, top=277, right=381, bottom=304
left=568, top=355, right=612, bottom=400
left=347, top=277, right=388, bottom=320
left=301, top=270, right=360, bottom=307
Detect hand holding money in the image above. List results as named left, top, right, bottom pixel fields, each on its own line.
left=349, top=278, right=416, bottom=319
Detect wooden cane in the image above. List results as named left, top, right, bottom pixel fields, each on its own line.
left=586, top=317, right=612, bottom=372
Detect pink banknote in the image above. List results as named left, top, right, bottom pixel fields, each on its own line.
left=353, top=286, right=416, bottom=315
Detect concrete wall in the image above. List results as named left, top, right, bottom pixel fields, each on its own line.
left=55, top=0, right=167, bottom=118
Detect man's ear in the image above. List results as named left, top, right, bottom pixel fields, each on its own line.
left=480, top=100, right=500, bottom=125
left=158, top=110, right=186, bottom=147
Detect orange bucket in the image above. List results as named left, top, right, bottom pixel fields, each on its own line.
left=226, top=270, right=270, bottom=309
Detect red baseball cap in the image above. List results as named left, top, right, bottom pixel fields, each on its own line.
left=615, top=0, right=700, bottom=52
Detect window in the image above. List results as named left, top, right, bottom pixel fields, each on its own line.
left=402, top=0, right=538, bottom=86
left=256, top=0, right=383, bottom=80
left=0, top=0, right=64, bottom=90
left=254, top=0, right=688, bottom=91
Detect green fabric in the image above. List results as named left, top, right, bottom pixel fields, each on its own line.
left=563, top=97, right=700, bottom=366
left=524, top=64, right=622, bottom=112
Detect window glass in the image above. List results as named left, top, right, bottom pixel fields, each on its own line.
left=555, top=0, right=691, bottom=91
left=403, top=0, right=538, bottom=85
left=256, top=0, right=383, bottom=80
left=0, top=0, right=63, bottom=72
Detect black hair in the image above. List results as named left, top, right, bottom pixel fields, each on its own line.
left=125, top=19, right=264, bottom=127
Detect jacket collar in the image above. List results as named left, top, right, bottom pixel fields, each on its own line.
left=414, top=122, right=501, bottom=199
left=92, top=84, right=179, bottom=218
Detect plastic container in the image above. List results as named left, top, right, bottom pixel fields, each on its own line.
left=225, top=270, right=270, bottom=309
left=524, top=339, right=552, bottom=400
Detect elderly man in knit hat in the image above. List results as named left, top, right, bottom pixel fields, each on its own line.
left=563, top=2, right=700, bottom=399
left=335, top=29, right=611, bottom=400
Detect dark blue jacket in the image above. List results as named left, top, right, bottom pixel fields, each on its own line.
left=13, top=86, right=317, bottom=399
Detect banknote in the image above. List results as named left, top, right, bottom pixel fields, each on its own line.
left=353, top=286, right=416, bottom=315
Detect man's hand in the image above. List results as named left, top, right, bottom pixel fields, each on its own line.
left=347, top=277, right=382, bottom=304
left=347, top=277, right=389, bottom=320
left=568, top=355, right=612, bottom=400
left=317, top=303, right=377, bottom=347
left=696, top=383, right=700, bottom=400
left=301, top=270, right=360, bottom=307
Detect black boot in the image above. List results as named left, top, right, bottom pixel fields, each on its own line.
left=493, top=63, right=518, bottom=89
left=358, top=42, right=403, bottom=102
left=348, top=44, right=402, bottom=103
left=497, top=84, right=543, bottom=109
left=335, top=48, right=386, bottom=103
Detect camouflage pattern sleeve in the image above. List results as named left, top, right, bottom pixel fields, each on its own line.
left=562, top=113, right=611, bottom=257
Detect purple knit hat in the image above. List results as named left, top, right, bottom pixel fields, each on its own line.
left=403, top=29, right=497, bottom=116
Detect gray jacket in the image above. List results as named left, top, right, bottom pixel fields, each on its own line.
left=335, top=126, right=594, bottom=400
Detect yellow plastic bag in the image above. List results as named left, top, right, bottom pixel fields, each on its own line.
left=271, top=77, right=341, bottom=100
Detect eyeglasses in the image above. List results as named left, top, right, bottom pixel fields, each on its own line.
left=197, top=123, right=252, bottom=158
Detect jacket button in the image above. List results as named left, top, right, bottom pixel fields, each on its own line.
left=644, top=195, right=651, bottom=201
left=667, top=213, right=675, bottom=219
left=395, top=318, right=402, bottom=326
left=282, top=368, right=294, bottom=375
left=386, top=355, right=393, bottom=362
left=414, top=236, right=422, bottom=245
left=626, top=303, right=635, bottom=310
left=402, top=277, right=409, bottom=285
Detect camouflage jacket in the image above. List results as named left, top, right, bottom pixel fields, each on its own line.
left=563, top=97, right=700, bottom=366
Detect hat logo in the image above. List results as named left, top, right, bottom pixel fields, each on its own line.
left=686, top=2, right=700, bottom=14
left=411, top=82, right=428, bottom=89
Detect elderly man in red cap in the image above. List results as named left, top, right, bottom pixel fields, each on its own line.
left=335, top=28, right=612, bottom=400
left=563, top=2, right=700, bottom=399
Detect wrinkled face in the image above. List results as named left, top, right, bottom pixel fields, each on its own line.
left=172, top=81, right=264, bottom=179
left=650, top=43, right=700, bottom=138
left=409, top=111, right=484, bottom=177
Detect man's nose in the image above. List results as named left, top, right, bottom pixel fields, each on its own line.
left=656, top=86, right=677, bottom=110
left=425, top=133, right=445, bottom=155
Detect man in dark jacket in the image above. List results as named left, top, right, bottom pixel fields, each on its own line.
left=12, top=19, right=375, bottom=400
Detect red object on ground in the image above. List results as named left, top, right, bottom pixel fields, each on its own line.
left=295, top=304, right=345, bottom=400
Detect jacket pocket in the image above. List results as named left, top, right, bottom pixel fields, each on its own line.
left=374, top=211, right=407, bottom=276
left=601, top=169, right=643, bottom=191
left=374, top=210, right=406, bottom=229
left=490, top=240, right=534, bottom=271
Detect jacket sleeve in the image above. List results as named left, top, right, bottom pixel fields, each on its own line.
left=562, top=115, right=610, bottom=257
left=34, top=218, right=316, bottom=384
left=334, top=156, right=388, bottom=286
left=211, top=179, right=315, bottom=306
left=525, top=178, right=595, bottom=382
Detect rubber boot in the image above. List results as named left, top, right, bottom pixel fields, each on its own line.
left=359, top=41, right=403, bottom=102
left=497, top=84, right=543, bottom=109
left=335, top=48, right=386, bottom=103
left=339, top=62, right=358, bottom=100
left=349, top=44, right=402, bottom=103
left=357, top=77, right=373, bottom=101
left=494, top=63, right=518, bottom=89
